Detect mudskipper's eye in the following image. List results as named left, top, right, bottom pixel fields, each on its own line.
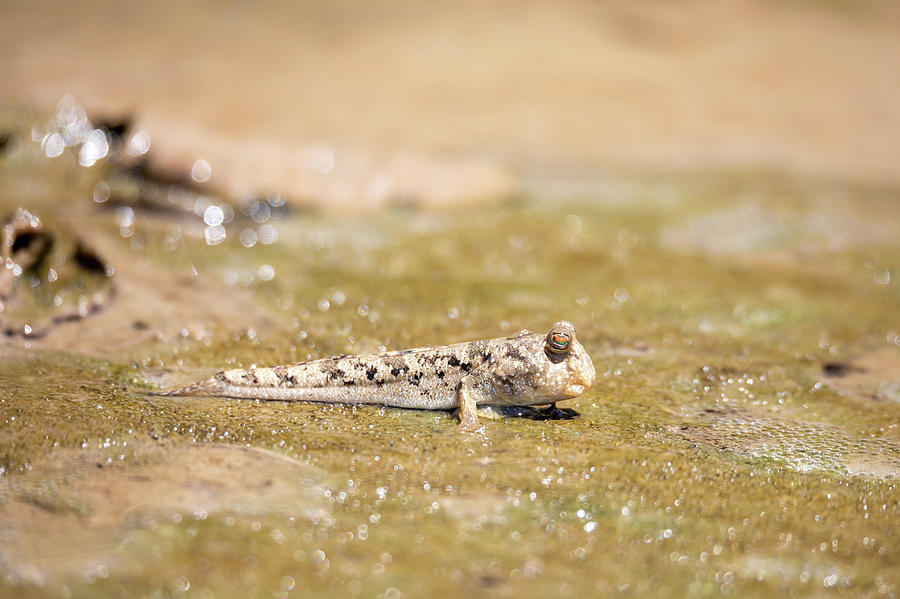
left=546, top=331, right=572, bottom=354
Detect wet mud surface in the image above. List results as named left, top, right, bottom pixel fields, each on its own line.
left=1, top=445, right=330, bottom=585
left=1, top=110, right=899, bottom=598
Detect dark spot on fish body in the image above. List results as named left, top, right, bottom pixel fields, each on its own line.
left=505, top=346, right=524, bottom=361
left=437, top=370, right=445, bottom=379
left=328, top=368, right=345, bottom=380
left=461, top=362, right=472, bottom=372
left=344, top=380, right=356, bottom=386
left=386, top=360, right=410, bottom=376
left=448, top=356, right=460, bottom=367
left=366, top=367, right=378, bottom=381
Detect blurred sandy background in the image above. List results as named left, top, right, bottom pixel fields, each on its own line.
left=2, top=0, right=899, bottom=209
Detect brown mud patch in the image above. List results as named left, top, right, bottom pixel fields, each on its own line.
left=0, top=214, right=275, bottom=358
left=140, top=134, right=518, bottom=212
left=821, top=347, right=900, bottom=404
left=1, top=207, right=115, bottom=340
left=0, top=444, right=329, bottom=584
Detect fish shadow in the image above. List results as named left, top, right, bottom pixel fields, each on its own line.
left=493, top=404, right=580, bottom=421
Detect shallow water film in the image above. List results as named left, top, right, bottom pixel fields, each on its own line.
left=1, top=112, right=898, bottom=598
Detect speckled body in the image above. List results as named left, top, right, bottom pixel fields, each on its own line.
left=161, top=322, right=595, bottom=431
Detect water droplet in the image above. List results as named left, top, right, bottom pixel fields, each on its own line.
left=258, top=224, right=278, bottom=244
left=191, top=159, right=211, bottom=183
left=250, top=201, right=270, bottom=223
left=126, top=130, right=151, bottom=157
left=204, top=225, right=226, bottom=245
left=41, top=132, right=65, bottom=158
left=118, top=206, right=135, bottom=237
left=308, top=148, right=335, bottom=174
left=93, top=181, right=110, bottom=203
left=78, top=129, right=109, bottom=167
left=203, top=205, right=224, bottom=226
left=240, top=228, right=258, bottom=247
left=258, top=264, right=275, bottom=281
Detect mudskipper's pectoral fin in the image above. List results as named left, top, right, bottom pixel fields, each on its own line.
left=457, top=382, right=480, bottom=432
left=456, top=372, right=495, bottom=433
left=475, top=405, right=506, bottom=420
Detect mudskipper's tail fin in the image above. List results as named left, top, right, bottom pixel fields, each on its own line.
left=151, top=376, right=223, bottom=397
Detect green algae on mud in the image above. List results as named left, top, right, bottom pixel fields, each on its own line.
left=2, top=358, right=898, bottom=598
left=2, top=144, right=900, bottom=597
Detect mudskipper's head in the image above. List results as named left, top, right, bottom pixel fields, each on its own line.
left=541, top=321, right=595, bottom=399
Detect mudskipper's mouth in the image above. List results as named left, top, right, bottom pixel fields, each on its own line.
left=563, top=369, right=594, bottom=397
left=563, top=383, right=586, bottom=397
